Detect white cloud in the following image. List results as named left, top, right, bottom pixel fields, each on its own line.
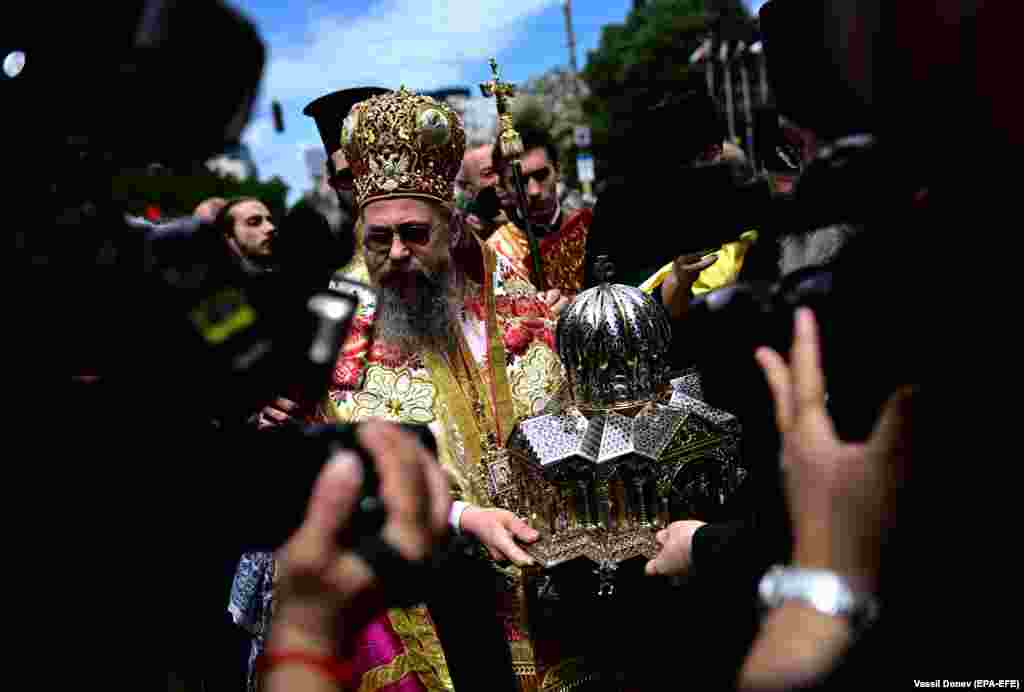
left=239, top=114, right=308, bottom=200
left=265, top=0, right=558, bottom=99
left=242, top=115, right=274, bottom=152
left=241, top=0, right=560, bottom=203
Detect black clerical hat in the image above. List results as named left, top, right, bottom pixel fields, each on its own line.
left=758, top=0, right=871, bottom=138
left=638, top=85, right=725, bottom=162
left=302, top=87, right=391, bottom=158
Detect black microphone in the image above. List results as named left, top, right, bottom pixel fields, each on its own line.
left=466, top=185, right=502, bottom=223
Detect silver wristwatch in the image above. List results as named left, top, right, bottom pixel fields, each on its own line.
left=758, top=565, right=880, bottom=633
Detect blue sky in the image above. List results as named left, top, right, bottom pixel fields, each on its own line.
left=232, top=0, right=764, bottom=203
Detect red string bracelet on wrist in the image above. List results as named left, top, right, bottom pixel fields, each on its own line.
left=256, top=650, right=356, bottom=688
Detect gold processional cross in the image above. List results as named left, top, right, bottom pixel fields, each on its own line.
left=478, top=58, right=546, bottom=291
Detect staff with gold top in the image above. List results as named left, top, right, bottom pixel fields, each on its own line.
left=480, top=58, right=547, bottom=291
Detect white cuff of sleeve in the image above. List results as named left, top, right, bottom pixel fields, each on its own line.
left=449, top=501, right=469, bottom=534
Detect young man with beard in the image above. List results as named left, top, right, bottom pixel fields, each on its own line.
left=240, top=86, right=598, bottom=692
left=214, top=196, right=280, bottom=274
left=488, top=124, right=593, bottom=315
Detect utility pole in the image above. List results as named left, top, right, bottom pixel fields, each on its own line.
left=563, top=0, right=594, bottom=201
left=563, top=0, right=578, bottom=73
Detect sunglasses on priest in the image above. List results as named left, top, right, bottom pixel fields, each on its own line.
left=365, top=222, right=434, bottom=253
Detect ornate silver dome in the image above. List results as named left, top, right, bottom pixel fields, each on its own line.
left=556, top=258, right=673, bottom=410
left=485, top=258, right=746, bottom=590
left=501, top=370, right=744, bottom=583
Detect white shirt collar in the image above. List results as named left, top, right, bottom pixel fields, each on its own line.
left=548, top=195, right=561, bottom=228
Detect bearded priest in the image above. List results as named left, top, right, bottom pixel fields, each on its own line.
left=237, top=86, right=607, bottom=692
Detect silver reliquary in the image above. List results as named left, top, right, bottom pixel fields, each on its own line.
left=497, top=259, right=746, bottom=585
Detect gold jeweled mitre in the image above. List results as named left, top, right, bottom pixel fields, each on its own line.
left=500, top=258, right=747, bottom=591
left=343, top=86, right=467, bottom=209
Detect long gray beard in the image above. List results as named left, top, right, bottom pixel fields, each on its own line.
left=373, top=270, right=453, bottom=349
left=779, top=224, right=862, bottom=275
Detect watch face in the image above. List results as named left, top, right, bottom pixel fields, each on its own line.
left=757, top=566, right=879, bottom=629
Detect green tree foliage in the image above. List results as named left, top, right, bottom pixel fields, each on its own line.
left=513, top=68, right=590, bottom=188
left=111, top=169, right=289, bottom=220
left=582, top=0, right=749, bottom=177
